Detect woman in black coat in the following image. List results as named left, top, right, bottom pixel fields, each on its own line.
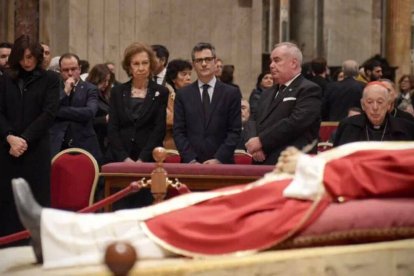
left=87, top=64, right=113, bottom=155
left=248, top=71, right=273, bottom=120
left=106, top=43, right=168, bottom=163
left=106, top=42, right=168, bottom=208
left=0, top=35, right=59, bottom=239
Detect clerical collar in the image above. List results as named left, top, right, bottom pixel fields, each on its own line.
left=365, top=114, right=389, bottom=141
left=366, top=114, right=388, bottom=130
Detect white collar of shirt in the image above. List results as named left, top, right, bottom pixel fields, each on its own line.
left=155, top=67, right=167, bottom=84
left=282, top=73, right=301, bottom=88
left=72, top=79, right=81, bottom=91
left=198, top=77, right=217, bottom=99
left=402, top=93, right=411, bottom=100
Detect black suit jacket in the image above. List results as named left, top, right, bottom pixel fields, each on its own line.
left=106, top=80, right=168, bottom=162
left=333, top=114, right=414, bottom=146
left=237, top=120, right=256, bottom=150
left=255, top=74, right=321, bottom=164
left=173, top=80, right=241, bottom=163
left=50, top=79, right=102, bottom=161
left=93, top=90, right=110, bottom=153
left=0, top=69, right=59, bottom=208
left=322, top=77, right=365, bottom=121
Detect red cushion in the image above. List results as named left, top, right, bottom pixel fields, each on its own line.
left=234, top=153, right=253, bottom=165
left=319, top=122, right=338, bottom=142
left=51, top=153, right=96, bottom=210
left=102, top=163, right=274, bottom=177
left=277, top=198, right=414, bottom=248
left=164, top=154, right=181, bottom=163
left=165, top=184, right=191, bottom=199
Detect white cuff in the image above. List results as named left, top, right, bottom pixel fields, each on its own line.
left=282, top=154, right=325, bottom=200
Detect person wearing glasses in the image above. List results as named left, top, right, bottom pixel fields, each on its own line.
left=173, top=42, right=241, bottom=164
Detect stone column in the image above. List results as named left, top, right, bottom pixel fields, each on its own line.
left=15, top=0, right=39, bottom=39
left=385, top=0, right=412, bottom=80
left=279, top=0, right=290, bottom=42
left=290, top=0, right=318, bottom=61
left=0, top=0, right=15, bottom=42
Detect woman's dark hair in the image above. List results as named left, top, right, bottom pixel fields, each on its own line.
left=220, top=65, right=235, bottom=84
left=79, top=60, right=90, bottom=74
left=332, top=68, right=344, bottom=81
left=8, top=35, right=44, bottom=78
left=87, top=64, right=112, bottom=94
left=166, top=59, right=192, bottom=90
left=256, top=71, right=271, bottom=89
left=398, top=74, right=414, bottom=93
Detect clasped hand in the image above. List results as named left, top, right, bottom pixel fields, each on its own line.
left=7, top=135, right=28, bottom=157
left=245, top=137, right=266, bottom=162
left=64, top=77, right=76, bottom=95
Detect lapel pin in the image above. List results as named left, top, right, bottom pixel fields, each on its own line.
left=152, top=91, right=160, bottom=100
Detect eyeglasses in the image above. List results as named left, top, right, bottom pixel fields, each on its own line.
left=193, top=57, right=215, bottom=64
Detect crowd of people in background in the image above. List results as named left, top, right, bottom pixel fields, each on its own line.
left=1, top=35, right=414, bottom=240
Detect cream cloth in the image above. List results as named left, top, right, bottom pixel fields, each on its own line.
left=41, top=208, right=174, bottom=269
left=283, top=154, right=326, bottom=200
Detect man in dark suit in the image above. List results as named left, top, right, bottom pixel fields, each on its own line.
left=322, top=60, right=365, bottom=121
left=237, top=99, right=255, bottom=150
left=308, top=57, right=329, bottom=98
left=245, top=42, right=321, bottom=165
left=49, top=53, right=102, bottom=162
left=151, top=44, right=169, bottom=86
left=0, top=42, right=12, bottom=74
left=173, top=42, right=241, bottom=164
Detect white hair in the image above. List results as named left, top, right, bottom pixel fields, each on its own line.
left=342, top=60, right=359, bottom=77
left=274, top=42, right=303, bottom=65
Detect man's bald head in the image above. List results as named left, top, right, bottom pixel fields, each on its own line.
left=361, top=82, right=391, bottom=126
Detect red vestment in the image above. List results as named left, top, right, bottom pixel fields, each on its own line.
left=143, top=146, right=414, bottom=257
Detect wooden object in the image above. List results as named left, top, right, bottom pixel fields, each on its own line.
left=101, top=148, right=274, bottom=211
left=104, top=242, right=137, bottom=276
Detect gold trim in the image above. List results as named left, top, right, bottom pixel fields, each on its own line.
left=318, top=141, right=414, bottom=162
left=320, top=121, right=340, bottom=127
left=276, top=227, right=414, bottom=249
left=234, top=149, right=252, bottom=157
left=140, top=221, right=258, bottom=258
left=165, top=149, right=179, bottom=156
